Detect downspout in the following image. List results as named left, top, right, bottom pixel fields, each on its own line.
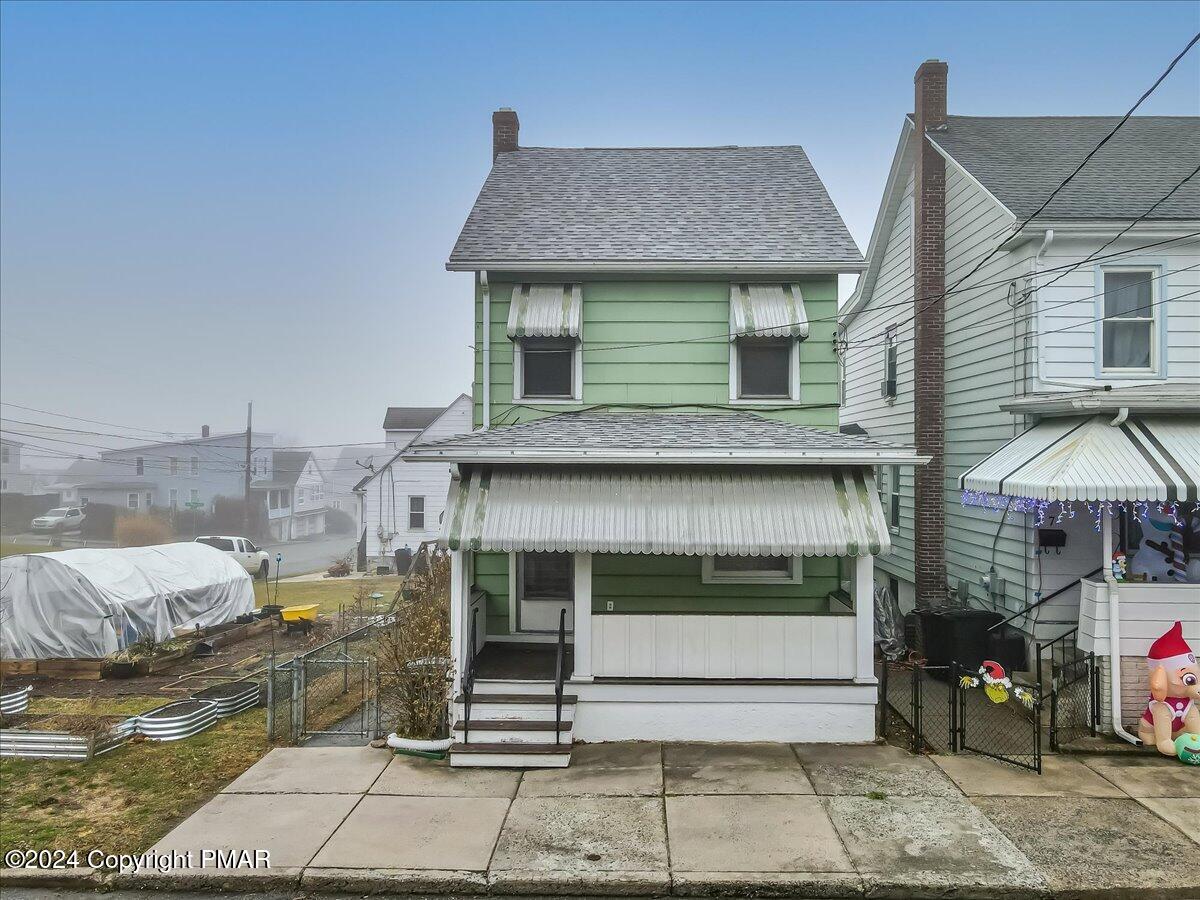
left=480, top=270, right=491, bottom=431
left=1102, top=505, right=1139, bottom=745
left=1026, top=229, right=1053, bottom=394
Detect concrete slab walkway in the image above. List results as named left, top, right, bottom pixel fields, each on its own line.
left=99, top=743, right=1198, bottom=897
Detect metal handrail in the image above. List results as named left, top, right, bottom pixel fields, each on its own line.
left=554, top=607, right=566, bottom=745
left=987, top=567, right=1103, bottom=631
left=462, top=606, right=478, bottom=744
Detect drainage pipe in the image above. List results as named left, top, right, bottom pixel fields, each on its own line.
left=1102, top=512, right=1140, bottom=745
left=480, top=270, right=491, bottom=431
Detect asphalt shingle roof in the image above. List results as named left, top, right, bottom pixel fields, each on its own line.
left=406, top=410, right=907, bottom=456
left=382, top=407, right=444, bottom=431
left=929, top=116, right=1200, bottom=220
left=269, top=450, right=312, bottom=487
left=448, top=146, right=863, bottom=267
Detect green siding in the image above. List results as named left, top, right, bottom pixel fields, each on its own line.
left=473, top=551, right=511, bottom=636
left=593, top=553, right=840, bottom=615
left=473, top=276, right=839, bottom=429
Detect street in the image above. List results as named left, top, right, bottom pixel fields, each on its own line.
left=261, top=534, right=355, bottom=578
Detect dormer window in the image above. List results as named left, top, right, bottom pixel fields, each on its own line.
left=508, top=283, right=583, bottom=402
left=729, top=283, right=807, bottom=403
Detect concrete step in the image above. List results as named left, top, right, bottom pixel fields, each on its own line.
left=453, top=693, right=576, bottom=722
left=452, top=719, right=573, bottom=744
left=449, top=742, right=572, bottom=768
left=473, top=678, right=558, bottom=695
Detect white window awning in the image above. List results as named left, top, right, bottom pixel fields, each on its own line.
left=960, top=415, right=1199, bottom=503
left=506, top=283, right=583, bottom=339
left=442, top=465, right=888, bottom=557
left=729, top=283, right=809, bottom=340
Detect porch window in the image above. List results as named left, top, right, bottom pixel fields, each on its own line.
left=702, top=555, right=802, bottom=584
left=1100, top=268, right=1156, bottom=373
left=736, top=338, right=794, bottom=399
left=519, top=551, right=573, bottom=601
left=409, top=495, right=425, bottom=529
left=518, top=338, right=577, bottom=399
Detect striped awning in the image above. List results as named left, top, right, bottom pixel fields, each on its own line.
left=442, top=465, right=889, bottom=556
left=960, top=415, right=1199, bottom=503
left=729, top=283, right=809, bottom=340
left=506, top=283, right=583, bottom=338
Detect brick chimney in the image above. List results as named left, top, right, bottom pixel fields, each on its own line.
left=201, top=424, right=210, bottom=438
left=492, top=108, right=519, bottom=159
left=912, top=59, right=948, bottom=610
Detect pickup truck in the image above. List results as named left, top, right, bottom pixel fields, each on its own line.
left=195, top=535, right=270, bottom=579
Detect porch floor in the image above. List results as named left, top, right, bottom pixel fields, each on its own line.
left=475, top=641, right=574, bottom=681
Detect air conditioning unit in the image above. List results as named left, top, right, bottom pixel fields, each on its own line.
left=879, top=378, right=897, bottom=398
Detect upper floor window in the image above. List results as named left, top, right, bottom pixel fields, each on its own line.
left=408, top=495, right=425, bottom=530
left=1, top=445, right=10, bottom=465
left=1100, top=268, right=1157, bottom=373
left=507, top=283, right=583, bottom=402
left=190, top=456, right=200, bottom=475
left=169, top=456, right=178, bottom=475
left=886, top=465, right=900, bottom=531
left=135, top=456, right=144, bottom=475
left=881, top=328, right=898, bottom=400
left=729, top=283, right=807, bottom=403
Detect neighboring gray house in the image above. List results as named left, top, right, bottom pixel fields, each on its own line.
left=383, top=406, right=444, bottom=451
left=0, top=437, right=60, bottom=495
left=840, top=61, right=1199, bottom=736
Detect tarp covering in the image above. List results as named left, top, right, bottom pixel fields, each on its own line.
left=441, top=465, right=889, bottom=556
left=0, top=542, right=255, bottom=660
left=960, top=415, right=1199, bottom=503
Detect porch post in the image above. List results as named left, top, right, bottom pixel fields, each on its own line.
left=853, top=554, right=877, bottom=684
left=450, top=549, right=466, bottom=695
left=572, top=551, right=594, bottom=682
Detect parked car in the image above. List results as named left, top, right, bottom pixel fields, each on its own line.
left=195, top=535, right=269, bottom=579
left=31, top=507, right=86, bottom=533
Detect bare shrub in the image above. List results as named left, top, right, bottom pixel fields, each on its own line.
left=374, top=550, right=452, bottom=741
left=114, top=513, right=172, bottom=547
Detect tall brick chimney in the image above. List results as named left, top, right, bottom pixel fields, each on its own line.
left=492, top=108, right=519, bottom=159
left=912, top=60, right=948, bottom=610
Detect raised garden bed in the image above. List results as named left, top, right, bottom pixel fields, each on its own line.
left=190, top=681, right=260, bottom=717
left=0, top=713, right=137, bottom=761
left=1, top=683, right=33, bottom=716
left=137, top=699, right=219, bottom=741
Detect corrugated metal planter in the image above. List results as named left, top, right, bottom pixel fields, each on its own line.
left=1, top=684, right=33, bottom=716
left=137, top=699, right=219, bottom=741
left=0, top=717, right=136, bottom=761
left=190, top=681, right=260, bottom=718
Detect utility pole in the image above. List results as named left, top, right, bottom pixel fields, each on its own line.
left=243, top=401, right=253, bottom=536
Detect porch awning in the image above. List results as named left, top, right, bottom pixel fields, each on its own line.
left=729, top=283, right=808, bottom=340
left=960, top=415, right=1199, bottom=503
left=442, top=465, right=889, bottom=556
left=506, top=283, right=583, bottom=338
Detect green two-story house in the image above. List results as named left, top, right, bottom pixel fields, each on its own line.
left=406, top=109, right=926, bottom=766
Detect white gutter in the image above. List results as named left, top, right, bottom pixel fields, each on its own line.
left=1102, top=505, right=1140, bottom=745
left=480, top=270, right=491, bottom=431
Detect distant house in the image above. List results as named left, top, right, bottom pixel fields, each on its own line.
left=0, top=437, right=60, bottom=495
left=356, top=394, right=471, bottom=571
left=253, top=450, right=328, bottom=541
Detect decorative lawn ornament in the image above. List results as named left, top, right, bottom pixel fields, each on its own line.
left=958, top=660, right=1035, bottom=709
left=1175, top=733, right=1200, bottom=766
left=1137, top=621, right=1200, bottom=759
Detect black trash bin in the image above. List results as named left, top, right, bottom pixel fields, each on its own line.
left=919, top=608, right=1005, bottom=676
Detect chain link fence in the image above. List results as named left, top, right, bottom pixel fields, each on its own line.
left=1044, top=629, right=1100, bottom=751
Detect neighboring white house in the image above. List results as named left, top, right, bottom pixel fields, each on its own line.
left=840, top=62, right=1198, bottom=736
left=253, top=450, right=328, bottom=541
left=356, top=394, right=471, bottom=571
left=0, top=437, right=60, bottom=495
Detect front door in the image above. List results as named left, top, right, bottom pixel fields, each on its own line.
left=516, top=551, right=575, bottom=634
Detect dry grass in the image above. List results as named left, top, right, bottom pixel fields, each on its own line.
left=253, top=576, right=404, bottom=615
left=114, top=514, right=172, bottom=548
left=0, top=695, right=269, bottom=855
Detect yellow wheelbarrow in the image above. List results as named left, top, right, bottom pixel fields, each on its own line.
left=279, top=604, right=319, bottom=635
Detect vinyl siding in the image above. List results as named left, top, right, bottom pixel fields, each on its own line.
left=840, top=171, right=916, bottom=585
left=473, top=276, right=840, bottom=429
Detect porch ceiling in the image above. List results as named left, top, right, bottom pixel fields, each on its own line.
left=441, top=465, right=889, bottom=556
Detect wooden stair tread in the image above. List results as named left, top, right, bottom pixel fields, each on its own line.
left=452, top=719, right=571, bottom=731
left=450, top=742, right=572, bottom=754
left=454, top=693, right=577, bottom=704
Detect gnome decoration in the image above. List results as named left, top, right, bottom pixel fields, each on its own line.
left=1136, top=621, right=1200, bottom=758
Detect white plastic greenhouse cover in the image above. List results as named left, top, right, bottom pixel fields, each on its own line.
left=0, top=542, right=255, bottom=660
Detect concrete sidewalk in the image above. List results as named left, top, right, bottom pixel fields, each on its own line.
left=37, top=744, right=1200, bottom=897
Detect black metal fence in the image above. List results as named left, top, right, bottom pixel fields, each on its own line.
left=1044, top=628, right=1101, bottom=751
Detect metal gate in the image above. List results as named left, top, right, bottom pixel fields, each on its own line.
left=953, top=660, right=1043, bottom=773
left=267, top=626, right=381, bottom=745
